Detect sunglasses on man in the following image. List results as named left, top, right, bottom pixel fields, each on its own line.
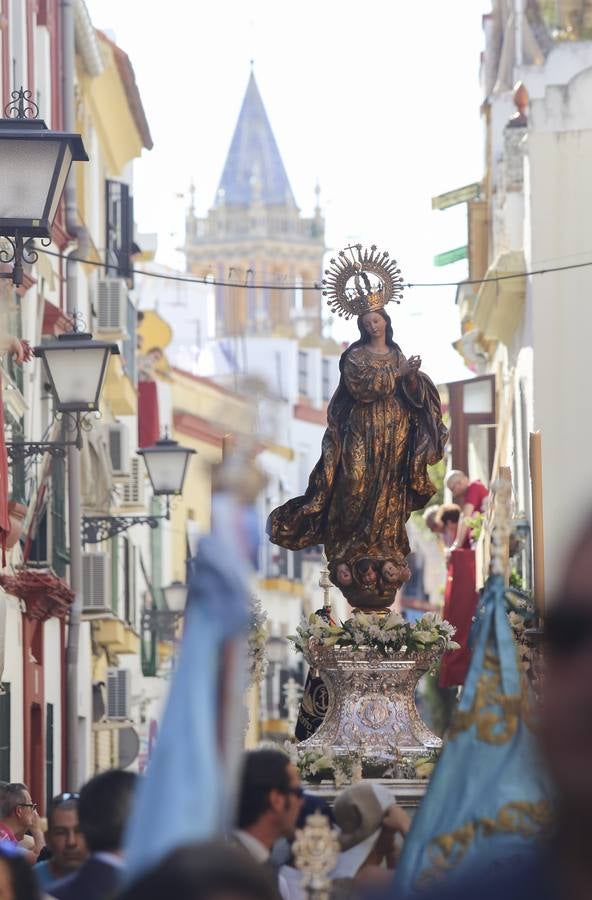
left=52, top=792, right=80, bottom=804
left=545, top=607, right=592, bottom=656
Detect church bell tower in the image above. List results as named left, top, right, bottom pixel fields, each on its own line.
left=185, top=71, right=325, bottom=338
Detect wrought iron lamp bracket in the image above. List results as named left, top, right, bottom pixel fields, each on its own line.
left=6, top=410, right=96, bottom=464
left=0, top=233, right=51, bottom=287
left=6, top=441, right=70, bottom=463
left=82, top=513, right=167, bottom=544
left=141, top=608, right=183, bottom=642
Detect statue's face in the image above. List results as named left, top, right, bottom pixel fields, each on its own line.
left=361, top=312, right=386, bottom=339
left=360, top=565, right=378, bottom=585
left=336, top=563, right=352, bottom=586
left=382, top=561, right=400, bottom=581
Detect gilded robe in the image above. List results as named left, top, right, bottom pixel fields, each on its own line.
left=267, top=343, right=448, bottom=564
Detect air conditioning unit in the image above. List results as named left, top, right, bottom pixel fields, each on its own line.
left=96, top=278, right=128, bottom=336
left=106, top=423, right=129, bottom=477
left=82, top=552, right=111, bottom=613
left=119, top=457, right=145, bottom=508
left=106, top=668, right=131, bottom=720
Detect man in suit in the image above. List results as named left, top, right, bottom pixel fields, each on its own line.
left=50, top=770, right=137, bottom=900
left=234, top=749, right=304, bottom=900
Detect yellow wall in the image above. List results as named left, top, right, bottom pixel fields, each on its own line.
left=168, top=370, right=252, bottom=581
left=79, top=43, right=144, bottom=176
left=169, top=433, right=220, bottom=582
left=172, top=370, right=253, bottom=434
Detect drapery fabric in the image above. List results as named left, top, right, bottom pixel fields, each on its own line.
left=123, top=527, right=250, bottom=883
left=137, top=379, right=160, bottom=449
left=439, top=549, right=478, bottom=688
left=395, top=573, right=552, bottom=896
left=268, top=344, right=447, bottom=562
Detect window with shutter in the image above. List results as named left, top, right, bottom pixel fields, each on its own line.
left=82, top=552, right=111, bottom=612
left=96, top=278, right=128, bottom=334
left=51, top=454, right=67, bottom=577
left=107, top=424, right=128, bottom=476
left=106, top=669, right=130, bottom=719
left=121, top=458, right=145, bottom=508
left=105, top=180, right=134, bottom=282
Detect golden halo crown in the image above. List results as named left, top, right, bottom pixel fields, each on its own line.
left=321, top=244, right=404, bottom=319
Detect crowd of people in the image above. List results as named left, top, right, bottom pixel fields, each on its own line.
left=0, top=749, right=412, bottom=900
left=0, top=483, right=589, bottom=899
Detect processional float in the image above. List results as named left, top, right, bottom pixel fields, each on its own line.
left=268, top=244, right=454, bottom=781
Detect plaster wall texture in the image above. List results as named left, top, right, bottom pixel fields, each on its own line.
left=77, top=621, right=93, bottom=782
left=526, top=119, right=592, bottom=592
left=43, top=617, right=63, bottom=795
left=2, top=599, right=24, bottom=781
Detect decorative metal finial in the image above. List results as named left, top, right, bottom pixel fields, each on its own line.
left=293, top=811, right=340, bottom=900
left=65, top=310, right=87, bottom=334
left=4, top=86, right=39, bottom=120
left=319, top=554, right=332, bottom=616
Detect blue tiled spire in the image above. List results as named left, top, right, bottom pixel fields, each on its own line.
left=215, top=72, right=296, bottom=208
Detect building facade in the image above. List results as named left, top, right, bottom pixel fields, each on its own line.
left=0, top=0, right=165, bottom=799
left=451, top=0, right=592, bottom=589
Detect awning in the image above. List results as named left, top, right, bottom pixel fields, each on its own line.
left=473, top=250, right=526, bottom=347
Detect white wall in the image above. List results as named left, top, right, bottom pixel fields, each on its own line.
left=43, top=618, right=63, bottom=795
left=77, top=622, right=93, bottom=784
left=2, top=597, right=23, bottom=781
left=526, top=67, right=592, bottom=591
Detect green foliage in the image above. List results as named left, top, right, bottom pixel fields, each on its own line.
left=428, top=458, right=446, bottom=506
left=466, top=511, right=483, bottom=542
left=509, top=569, right=524, bottom=591
left=412, top=457, right=446, bottom=532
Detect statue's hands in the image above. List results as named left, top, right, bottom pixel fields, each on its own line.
left=399, top=355, right=421, bottom=378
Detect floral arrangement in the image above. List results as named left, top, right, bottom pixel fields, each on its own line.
left=393, top=750, right=439, bottom=780
left=290, top=745, right=363, bottom=786
left=288, top=742, right=438, bottom=783
left=290, top=610, right=459, bottom=657
left=247, top=595, right=268, bottom=684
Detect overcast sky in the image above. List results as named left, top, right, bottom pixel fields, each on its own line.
left=87, top=0, right=492, bottom=383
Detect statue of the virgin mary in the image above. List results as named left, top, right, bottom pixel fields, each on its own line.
left=267, top=245, right=448, bottom=610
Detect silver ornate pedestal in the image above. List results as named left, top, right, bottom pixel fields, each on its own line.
left=300, top=640, right=443, bottom=768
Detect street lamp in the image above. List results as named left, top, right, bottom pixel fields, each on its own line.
left=142, top=579, right=188, bottom=643
left=138, top=435, right=196, bottom=497
left=81, top=435, right=197, bottom=543
left=162, top=580, right=188, bottom=613
left=6, top=327, right=119, bottom=462
left=33, top=331, right=119, bottom=413
left=0, top=87, right=88, bottom=285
